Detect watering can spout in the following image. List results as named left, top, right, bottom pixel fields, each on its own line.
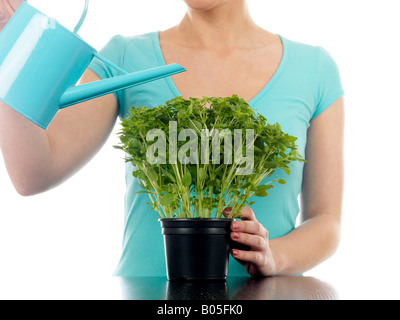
left=60, top=64, right=186, bottom=108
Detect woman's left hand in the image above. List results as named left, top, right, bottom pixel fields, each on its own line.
left=223, top=206, right=278, bottom=277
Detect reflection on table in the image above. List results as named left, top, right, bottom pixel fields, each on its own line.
left=118, top=276, right=338, bottom=300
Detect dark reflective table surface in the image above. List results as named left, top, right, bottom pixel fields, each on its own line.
left=0, top=275, right=337, bottom=300
left=119, top=276, right=338, bottom=300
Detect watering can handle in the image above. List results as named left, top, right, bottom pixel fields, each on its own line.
left=73, top=0, right=128, bottom=75
left=73, top=0, right=89, bottom=34
left=71, top=0, right=128, bottom=75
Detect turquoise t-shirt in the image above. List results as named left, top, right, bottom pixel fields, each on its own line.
left=89, top=31, right=344, bottom=277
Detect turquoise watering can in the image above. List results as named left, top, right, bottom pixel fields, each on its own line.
left=0, top=1, right=186, bottom=129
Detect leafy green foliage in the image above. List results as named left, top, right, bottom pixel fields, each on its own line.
left=115, top=95, right=305, bottom=219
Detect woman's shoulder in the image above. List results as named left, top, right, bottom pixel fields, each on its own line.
left=104, top=31, right=158, bottom=49
left=100, top=32, right=160, bottom=68
left=281, top=35, right=321, bottom=58
left=124, top=31, right=158, bottom=44
left=280, top=35, right=337, bottom=69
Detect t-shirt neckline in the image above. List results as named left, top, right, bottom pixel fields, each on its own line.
left=151, top=31, right=290, bottom=107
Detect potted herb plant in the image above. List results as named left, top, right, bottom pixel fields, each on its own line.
left=115, top=95, right=304, bottom=280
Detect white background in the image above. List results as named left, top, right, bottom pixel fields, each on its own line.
left=0, top=0, right=399, bottom=299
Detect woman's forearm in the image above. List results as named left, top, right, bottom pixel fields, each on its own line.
left=0, top=70, right=118, bottom=196
left=270, top=212, right=341, bottom=276
left=269, top=98, right=345, bottom=276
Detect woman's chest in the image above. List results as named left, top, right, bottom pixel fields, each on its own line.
left=160, top=43, right=283, bottom=103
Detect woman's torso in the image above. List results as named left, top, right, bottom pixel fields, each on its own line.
left=88, top=30, right=343, bottom=277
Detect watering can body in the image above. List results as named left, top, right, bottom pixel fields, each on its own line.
left=0, top=2, right=186, bottom=129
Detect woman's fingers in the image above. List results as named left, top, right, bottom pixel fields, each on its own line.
left=222, top=206, right=255, bottom=220
left=231, top=219, right=267, bottom=236
left=231, top=230, right=267, bottom=251
left=224, top=206, right=270, bottom=267
left=222, top=207, right=231, bottom=217
left=238, top=206, right=256, bottom=221
left=231, top=248, right=264, bottom=266
left=223, top=205, right=269, bottom=254
left=229, top=207, right=268, bottom=238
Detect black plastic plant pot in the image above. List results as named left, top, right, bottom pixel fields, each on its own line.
left=159, top=218, right=234, bottom=281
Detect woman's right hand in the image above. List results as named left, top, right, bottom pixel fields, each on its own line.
left=0, top=0, right=26, bottom=31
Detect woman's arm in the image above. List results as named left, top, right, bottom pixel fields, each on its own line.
left=224, top=97, right=345, bottom=276
left=0, top=69, right=118, bottom=196
left=273, top=97, right=345, bottom=275
left=0, top=3, right=119, bottom=196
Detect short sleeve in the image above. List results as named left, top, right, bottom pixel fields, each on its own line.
left=311, top=47, right=344, bottom=120
left=88, top=35, right=126, bottom=106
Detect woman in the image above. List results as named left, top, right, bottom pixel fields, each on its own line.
left=0, top=0, right=344, bottom=277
